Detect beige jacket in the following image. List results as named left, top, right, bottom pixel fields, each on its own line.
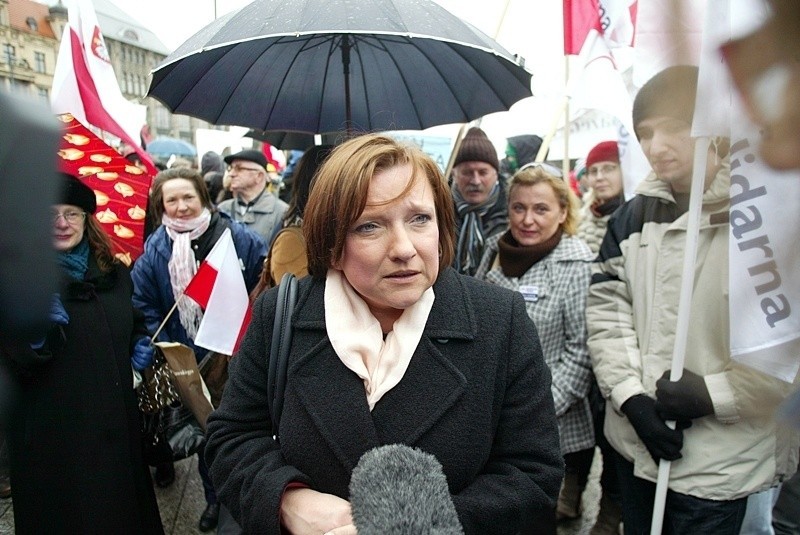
left=587, top=163, right=799, bottom=500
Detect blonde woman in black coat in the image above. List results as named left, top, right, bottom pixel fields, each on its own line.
left=207, top=134, right=563, bottom=534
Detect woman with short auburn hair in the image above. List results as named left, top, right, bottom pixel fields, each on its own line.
left=207, top=133, right=563, bottom=534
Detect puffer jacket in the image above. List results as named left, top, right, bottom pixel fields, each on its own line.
left=586, top=163, right=799, bottom=500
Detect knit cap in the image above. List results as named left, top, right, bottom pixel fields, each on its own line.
left=454, top=127, right=499, bottom=171
left=585, top=141, right=620, bottom=169
left=60, top=172, right=97, bottom=214
left=632, top=65, right=699, bottom=139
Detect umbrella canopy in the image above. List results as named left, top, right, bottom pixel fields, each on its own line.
left=146, top=137, right=198, bottom=158
left=148, top=0, right=532, bottom=135
left=56, top=113, right=154, bottom=265
left=245, top=129, right=341, bottom=150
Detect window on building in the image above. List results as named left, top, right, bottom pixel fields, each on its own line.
left=155, top=105, right=170, bottom=129
left=123, top=29, right=139, bottom=42
left=37, top=87, right=48, bottom=101
left=3, top=44, right=15, bottom=63
left=34, top=52, right=45, bottom=73
left=176, top=114, right=190, bottom=130
left=26, top=17, right=38, bottom=31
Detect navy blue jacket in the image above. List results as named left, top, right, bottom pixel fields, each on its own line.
left=131, top=212, right=266, bottom=360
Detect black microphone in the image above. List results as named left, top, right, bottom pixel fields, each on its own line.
left=349, top=444, right=463, bottom=535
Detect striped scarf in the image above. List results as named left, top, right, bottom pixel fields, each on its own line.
left=454, top=182, right=500, bottom=276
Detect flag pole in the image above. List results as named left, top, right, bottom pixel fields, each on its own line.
left=563, top=54, right=571, bottom=175
left=535, top=31, right=598, bottom=163
left=650, top=137, right=710, bottom=535
left=150, top=295, right=183, bottom=342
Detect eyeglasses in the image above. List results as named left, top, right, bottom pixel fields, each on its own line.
left=52, top=209, right=86, bottom=224
left=227, top=164, right=262, bottom=173
left=588, top=164, right=619, bottom=177
left=518, top=161, right=564, bottom=178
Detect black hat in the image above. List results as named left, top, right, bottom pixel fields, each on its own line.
left=60, top=172, right=96, bottom=214
left=223, top=149, right=267, bottom=170
left=454, top=127, right=499, bottom=171
left=632, top=65, right=699, bottom=139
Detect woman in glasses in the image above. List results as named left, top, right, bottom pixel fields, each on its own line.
left=2, top=173, right=164, bottom=534
left=577, top=141, right=625, bottom=255
left=576, top=140, right=626, bottom=535
left=131, top=167, right=267, bottom=532
left=475, top=163, right=594, bottom=534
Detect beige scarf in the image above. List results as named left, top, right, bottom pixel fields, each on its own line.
left=325, top=269, right=434, bottom=410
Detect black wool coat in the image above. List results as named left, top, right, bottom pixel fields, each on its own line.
left=206, top=267, right=563, bottom=534
left=3, top=258, right=163, bottom=534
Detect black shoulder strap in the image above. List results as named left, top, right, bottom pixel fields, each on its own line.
left=268, top=272, right=298, bottom=441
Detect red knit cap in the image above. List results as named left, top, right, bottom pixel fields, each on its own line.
left=585, top=141, right=619, bottom=169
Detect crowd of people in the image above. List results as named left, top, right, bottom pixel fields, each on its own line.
left=1, top=11, right=800, bottom=531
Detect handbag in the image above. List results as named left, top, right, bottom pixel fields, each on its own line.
left=138, top=345, right=180, bottom=466
left=137, top=344, right=207, bottom=464
left=267, top=272, right=298, bottom=442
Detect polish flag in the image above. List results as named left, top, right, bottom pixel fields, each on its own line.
left=563, top=0, right=637, bottom=55
left=184, top=229, right=252, bottom=355
left=50, top=0, right=156, bottom=175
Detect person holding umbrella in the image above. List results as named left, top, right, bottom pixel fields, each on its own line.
left=206, top=133, right=563, bottom=534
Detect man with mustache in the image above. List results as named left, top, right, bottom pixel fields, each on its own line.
left=451, top=127, right=507, bottom=276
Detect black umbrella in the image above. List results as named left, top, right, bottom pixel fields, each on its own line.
left=148, top=0, right=532, bottom=135
left=244, top=129, right=341, bottom=150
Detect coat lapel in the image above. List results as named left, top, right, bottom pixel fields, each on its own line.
left=289, top=268, right=477, bottom=468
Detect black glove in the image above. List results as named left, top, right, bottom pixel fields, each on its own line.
left=655, top=370, right=714, bottom=421
left=621, top=394, right=686, bottom=463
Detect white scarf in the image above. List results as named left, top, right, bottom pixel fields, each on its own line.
left=162, top=209, right=212, bottom=339
left=324, top=269, right=434, bottom=411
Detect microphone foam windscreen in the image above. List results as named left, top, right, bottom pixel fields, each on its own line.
left=349, top=444, right=463, bottom=535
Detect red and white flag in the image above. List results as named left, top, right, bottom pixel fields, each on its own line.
left=50, top=0, right=155, bottom=174
left=184, top=229, right=252, bottom=355
left=563, top=0, right=637, bottom=55
left=564, top=0, right=644, bottom=197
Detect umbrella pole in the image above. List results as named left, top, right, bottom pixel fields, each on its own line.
left=342, top=35, right=352, bottom=136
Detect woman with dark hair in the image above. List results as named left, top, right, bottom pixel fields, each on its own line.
left=206, top=134, right=563, bottom=534
left=250, top=144, right=334, bottom=299
left=2, top=173, right=163, bottom=534
left=131, top=167, right=267, bottom=532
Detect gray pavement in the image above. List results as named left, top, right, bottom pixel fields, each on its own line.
left=0, top=449, right=606, bottom=534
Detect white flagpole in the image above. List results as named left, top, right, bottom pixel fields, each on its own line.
left=535, top=31, right=598, bottom=163
left=650, top=137, right=710, bottom=535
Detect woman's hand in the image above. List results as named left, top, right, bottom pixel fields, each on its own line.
left=281, top=487, right=354, bottom=535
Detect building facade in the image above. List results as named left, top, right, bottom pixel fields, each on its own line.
left=0, top=0, right=221, bottom=146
